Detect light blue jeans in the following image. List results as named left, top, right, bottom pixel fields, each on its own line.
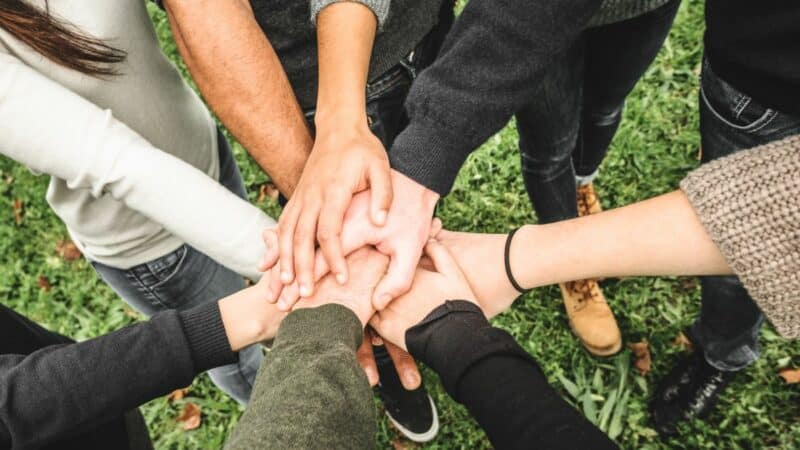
left=92, top=130, right=262, bottom=404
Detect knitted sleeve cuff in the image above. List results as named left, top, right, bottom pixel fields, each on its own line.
left=179, top=302, right=238, bottom=373
left=276, top=304, right=364, bottom=352
left=680, top=134, right=800, bottom=339
left=310, top=0, right=391, bottom=29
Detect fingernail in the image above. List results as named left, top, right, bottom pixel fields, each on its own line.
left=281, top=271, right=292, bottom=283
left=277, top=298, right=288, bottom=310
left=336, top=273, right=347, bottom=285
left=374, top=210, right=387, bottom=225
left=404, top=371, right=420, bottom=388
left=428, top=238, right=437, bottom=243
left=299, top=284, right=311, bottom=297
left=371, top=334, right=383, bottom=346
left=366, top=367, right=378, bottom=385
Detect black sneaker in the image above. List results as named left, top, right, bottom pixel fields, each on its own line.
left=650, top=349, right=737, bottom=436
left=374, top=346, right=439, bottom=443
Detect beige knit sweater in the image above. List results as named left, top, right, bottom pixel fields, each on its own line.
left=681, top=135, right=800, bottom=339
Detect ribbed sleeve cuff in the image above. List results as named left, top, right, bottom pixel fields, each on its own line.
left=276, top=304, right=364, bottom=351
left=406, top=301, right=538, bottom=399
left=389, top=119, right=474, bottom=196
left=310, top=0, right=391, bottom=29
left=179, top=302, right=238, bottom=373
left=680, top=135, right=800, bottom=339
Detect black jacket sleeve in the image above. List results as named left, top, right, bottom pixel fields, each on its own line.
left=0, top=302, right=236, bottom=450
left=407, top=301, right=618, bottom=450
left=389, top=0, right=604, bottom=195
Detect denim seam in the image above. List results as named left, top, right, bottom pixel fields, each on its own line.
left=733, top=95, right=750, bottom=120
left=123, top=269, right=171, bottom=311
left=701, top=85, right=778, bottom=133
left=147, top=246, right=189, bottom=291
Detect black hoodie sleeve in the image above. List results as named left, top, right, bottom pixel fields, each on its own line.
left=406, top=301, right=618, bottom=450
left=389, top=0, right=604, bottom=195
left=0, top=302, right=236, bottom=450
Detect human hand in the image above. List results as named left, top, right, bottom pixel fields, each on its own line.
left=269, top=170, right=440, bottom=311
left=369, top=239, right=477, bottom=352
left=355, top=330, right=422, bottom=389
left=292, top=246, right=388, bottom=327
left=276, top=123, right=392, bottom=298
left=432, top=226, right=522, bottom=318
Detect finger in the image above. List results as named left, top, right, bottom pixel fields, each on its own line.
left=317, top=191, right=351, bottom=285
left=266, top=266, right=284, bottom=303
left=372, top=248, right=418, bottom=310
left=368, top=164, right=392, bottom=226
left=424, top=238, right=463, bottom=280
left=277, top=280, right=301, bottom=311
left=277, top=203, right=301, bottom=285
left=385, top=341, right=421, bottom=390
left=429, top=217, right=443, bottom=238
left=356, top=330, right=379, bottom=386
left=293, top=203, right=321, bottom=297
left=258, top=228, right=280, bottom=272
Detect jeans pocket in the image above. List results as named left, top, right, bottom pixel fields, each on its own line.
left=701, top=77, right=777, bottom=135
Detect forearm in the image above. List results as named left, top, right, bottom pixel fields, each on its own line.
left=163, top=0, right=311, bottom=196
left=513, top=190, right=732, bottom=289
left=225, top=305, right=375, bottom=450
left=406, top=301, right=617, bottom=450
left=314, top=1, right=377, bottom=131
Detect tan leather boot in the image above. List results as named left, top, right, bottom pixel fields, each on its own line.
left=559, top=182, right=622, bottom=356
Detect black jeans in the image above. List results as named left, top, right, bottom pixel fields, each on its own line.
left=691, top=59, right=800, bottom=371
left=516, top=0, right=681, bottom=223
left=0, top=304, right=152, bottom=450
left=303, top=1, right=455, bottom=384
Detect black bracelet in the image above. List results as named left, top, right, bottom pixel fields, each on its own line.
left=504, top=227, right=532, bottom=294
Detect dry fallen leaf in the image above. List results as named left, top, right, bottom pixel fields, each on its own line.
left=628, top=340, right=652, bottom=376
left=391, top=439, right=409, bottom=450
left=672, top=332, right=693, bottom=352
left=257, top=183, right=280, bottom=203
left=176, top=402, right=201, bottom=431
left=56, top=240, right=82, bottom=262
left=37, top=276, right=52, bottom=292
left=12, top=199, right=23, bottom=225
left=167, top=387, right=190, bottom=402
left=778, top=368, right=800, bottom=384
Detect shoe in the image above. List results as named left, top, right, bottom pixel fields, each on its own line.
left=577, top=182, right=603, bottom=216
left=375, top=348, right=439, bottom=443
left=651, top=349, right=737, bottom=436
left=560, top=280, right=622, bottom=356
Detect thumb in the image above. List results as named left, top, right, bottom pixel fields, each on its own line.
left=368, top=164, right=392, bottom=226
left=424, top=238, right=463, bottom=280
left=372, top=246, right=418, bottom=310
left=258, top=228, right=280, bottom=271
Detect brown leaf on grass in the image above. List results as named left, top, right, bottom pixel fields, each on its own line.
left=257, top=183, right=280, bottom=203
left=391, top=439, right=409, bottom=450
left=37, top=276, right=52, bottom=292
left=12, top=199, right=23, bottom=225
left=167, top=387, right=190, bottom=402
left=778, top=368, right=800, bottom=384
left=176, top=402, right=201, bottom=431
left=672, top=332, right=693, bottom=352
left=628, top=340, right=652, bottom=376
left=56, top=240, right=82, bottom=262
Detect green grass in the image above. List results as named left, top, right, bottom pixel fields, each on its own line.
left=1, top=1, right=798, bottom=448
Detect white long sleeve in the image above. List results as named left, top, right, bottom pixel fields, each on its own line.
left=0, top=52, right=273, bottom=280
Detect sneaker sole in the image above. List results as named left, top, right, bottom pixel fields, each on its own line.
left=386, top=395, right=440, bottom=443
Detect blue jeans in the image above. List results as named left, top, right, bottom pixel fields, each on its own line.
left=91, top=129, right=262, bottom=404
left=516, top=0, right=681, bottom=223
left=692, top=58, right=800, bottom=371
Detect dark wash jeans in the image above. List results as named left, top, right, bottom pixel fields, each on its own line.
left=516, top=0, right=681, bottom=224
left=303, top=0, right=454, bottom=384
left=0, top=304, right=153, bottom=450
left=692, top=59, right=800, bottom=371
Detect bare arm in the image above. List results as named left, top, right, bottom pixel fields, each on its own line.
left=162, top=0, right=311, bottom=196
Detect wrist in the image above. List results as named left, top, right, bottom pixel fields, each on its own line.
left=391, top=169, right=440, bottom=210
left=314, top=104, right=368, bottom=133
left=511, top=224, right=541, bottom=290
left=218, top=293, right=283, bottom=352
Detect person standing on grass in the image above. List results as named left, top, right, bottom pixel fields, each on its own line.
left=0, top=0, right=282, bottom=404
left=266, top=0, right=800, bottom=437
left=159, top=0, right=453, bottom=441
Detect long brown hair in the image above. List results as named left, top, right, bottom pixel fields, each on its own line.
left=0, top=0, right=126, bottom=77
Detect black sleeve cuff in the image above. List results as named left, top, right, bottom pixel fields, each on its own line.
left=406, top=300, right=541, bottom=399
left=178, top=302, right=238, bottom=373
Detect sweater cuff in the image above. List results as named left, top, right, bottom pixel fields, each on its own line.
left=310, top=0, right=391, bottom=29
left=389, top=119, right=474, bottom=196
left=680, top=135, right=800, bottom=339
left=406, top=300, right=538, bottom=399
left=179, top=302, right=238, bottom=373
left=276, top=304, right=364, bottom=351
